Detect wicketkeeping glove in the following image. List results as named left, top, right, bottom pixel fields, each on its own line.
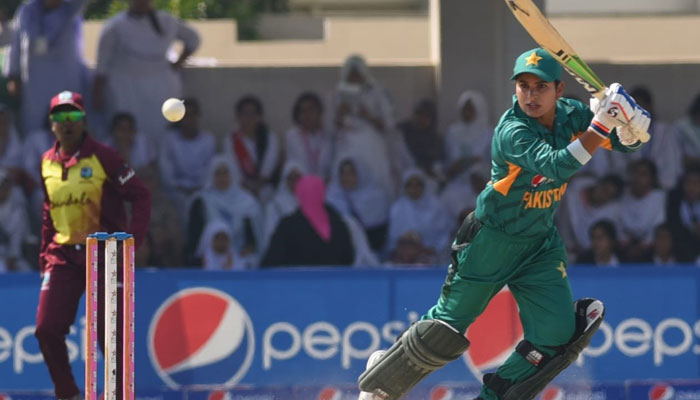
left=589, top=83, right=637, bottom=138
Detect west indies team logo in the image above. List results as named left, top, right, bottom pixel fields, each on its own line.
left=649, top=384, right=675, bottom=400
left=462, top=287, right=523, bottom=380
left=148, top=288, right=255, bottom=388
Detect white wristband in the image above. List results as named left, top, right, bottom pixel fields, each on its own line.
left=567, top=139, right=592, bottom=165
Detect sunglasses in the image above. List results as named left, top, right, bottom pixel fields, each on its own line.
left=50, top=110, right=86, bottom=123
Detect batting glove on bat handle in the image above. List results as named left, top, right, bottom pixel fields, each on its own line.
left=617, top=106, right=652, bottom=145
left=589, top=83, right=636, bottom=139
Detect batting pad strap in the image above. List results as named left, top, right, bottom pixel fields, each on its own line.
left=567, top=139, right=592, bottom=165
left=515, top=340, right=554, bottom=368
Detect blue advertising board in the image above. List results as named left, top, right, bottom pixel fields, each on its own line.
left=0, top=267, right=698, bottom=394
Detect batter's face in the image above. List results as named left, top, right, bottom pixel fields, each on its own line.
left=515, top=73, right=563, bottom=125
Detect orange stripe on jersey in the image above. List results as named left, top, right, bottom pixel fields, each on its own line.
left=493, top=162, right=522, bottom=196
left=570, top=130, right=612, bottom=150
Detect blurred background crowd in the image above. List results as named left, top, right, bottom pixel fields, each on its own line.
left=0, top=0, right=699, bottom=272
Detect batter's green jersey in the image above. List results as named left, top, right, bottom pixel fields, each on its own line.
left=475, top=96, right=640, bottom=237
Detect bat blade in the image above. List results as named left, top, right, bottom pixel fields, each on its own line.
left=505, top=0, right=650, bottom=142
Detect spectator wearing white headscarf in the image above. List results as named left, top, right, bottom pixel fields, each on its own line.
left=326, top=153, right=389, bottom=252
left=197, top=220, right=246, bottom=270
left=262, top=160, right=306, bottom=253
left=443, top=90, right=493, bottom=183
left=333, top=54, right=407, bottom=199
left=187, top=155, right=263, bottom=267
left=388, top=168, right=453, bottom=258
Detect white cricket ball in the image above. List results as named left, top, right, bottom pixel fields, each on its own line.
left=161, top=98, right=185, bottom=122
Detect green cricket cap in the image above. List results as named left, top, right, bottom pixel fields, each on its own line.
left=511, top=48, right=562, bottom=82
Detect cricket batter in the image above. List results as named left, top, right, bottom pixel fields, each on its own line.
left=357, top=48, right=651, bottom=400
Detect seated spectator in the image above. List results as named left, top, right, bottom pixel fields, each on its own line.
left=627, top=87, right=682, bottom=190
left=674, top=93, right=700, bottom=168
left=262, top=160, right=306, bottom=253
left=388, top=169, right=453, bottom=258
left=0, top=168, right=31, bottom=272
left=619, top=159, right=666, bottom=262
left=135, top=166, right=184, bottom=267
left=187, top=155, right=263, bottom=267
left=285, top=92, right=334, bottom=180
left=666, top=168, right=700, bottom=262
left=398, top=99, right=444, bottom=181
left=105, top=112, right=156, bottom=169
left=260, top=175, right=355, bottom=267
left=439, top=161, right=490, bottom=221
left=443, top=90, right=492, bottom=183
left=576, top=220, right=621, bottom=267
left=557, top=174, right=623, bottom=257
left=158, top=97, right=216, bottom=218
left=333, top=54, right=399, bottom=198
left=326, top=154, right=389, bottom=252
left=388, top=231, right=437, bottom=266
left=651, top=223, right=677, bottom=266
left=223, top=95, right=281, bottom=203
left=197, top=220, right=246, bottom=270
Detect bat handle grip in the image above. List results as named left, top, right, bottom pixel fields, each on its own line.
left=637, top=130, right=651, bottom=143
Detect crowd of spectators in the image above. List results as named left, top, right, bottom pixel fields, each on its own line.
left=0, top=0, right=698, bottom=271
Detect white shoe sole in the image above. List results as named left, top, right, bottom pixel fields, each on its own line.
left=357, top=350, right=388, bottom=400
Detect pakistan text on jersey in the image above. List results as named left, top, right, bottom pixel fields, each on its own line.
left=521, top=182, right=568, bottom=209
left=50, top=192, right=91, bottom=209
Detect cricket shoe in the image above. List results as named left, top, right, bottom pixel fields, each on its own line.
left=357, top=350, right=388, bottom=400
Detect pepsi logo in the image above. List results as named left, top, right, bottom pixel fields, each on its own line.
left=463, top=288, right=523, bottom=380
left=208, top=390, right=232, bottom=400
left=430, top=386, right=454, bottom=400
left=148, top=288, right=255, bottom=388
left=540, top=385, right=564, bottom=400
left=649, top=384, right=675, bottom=400
left=531, top=175, right=553, bottom=188
left=0, top=394, right=12, bottom=400
left=318, top=386, right=343, bottom=400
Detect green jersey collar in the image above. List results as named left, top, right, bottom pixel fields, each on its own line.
left=511, top=95, right=577, bottom=133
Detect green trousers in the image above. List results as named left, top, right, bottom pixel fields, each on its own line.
left=423, top=223, right=575, bottom=400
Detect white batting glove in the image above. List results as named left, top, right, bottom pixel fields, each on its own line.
left=589, top=83, right=637, bottom=138
left=617, top=106, right=652, bottom=146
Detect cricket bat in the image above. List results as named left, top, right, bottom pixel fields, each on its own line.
left=505, top=0, right=650, bottom=143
